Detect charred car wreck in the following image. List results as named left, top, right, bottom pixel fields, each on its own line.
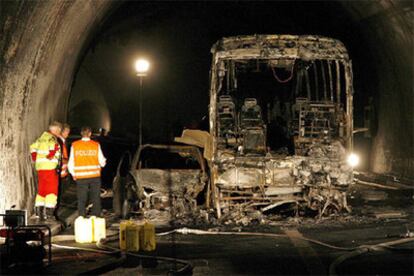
left=123, top=144, right=208, bottom=224
left=208, top=35, right=355, bottom=219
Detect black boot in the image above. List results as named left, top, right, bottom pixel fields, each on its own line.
left=34, top=206, right=41, bottom=218
left=45, top=208, right=56, bottom=221
left=34, top=206, right=42, bottom=221
left=36, top=206, right=46, bottom=221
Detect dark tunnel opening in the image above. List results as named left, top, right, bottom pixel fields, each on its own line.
left=0, top=0, right=412, bottom=216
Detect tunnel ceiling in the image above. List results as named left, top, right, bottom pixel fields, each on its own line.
left=0, top=0, right=412, bottom=213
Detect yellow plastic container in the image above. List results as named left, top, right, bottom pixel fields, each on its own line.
left=91, top=216, right=106, bottom=242
left=119, top=220, right=130, bottom=250
left=140, top=222, right=156, bottom=251
left=120, top=220, right=142, bottom=251
left=119, top=220, right=156, bottom=251
left=126, top=223, right=141, bottom=252
left=75, top=216, right=106, bottom=243
left=75, top=216, right=93, bottom=243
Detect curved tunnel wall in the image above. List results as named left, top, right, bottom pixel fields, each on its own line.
left=342, top=1, right=413, bottom=176
left=0, top=0, right=412, bottom=213
left=0, top=0, right=113, bottom=213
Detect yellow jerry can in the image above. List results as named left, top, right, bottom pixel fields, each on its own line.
left=126, top=222, right=141, bottom=252
left=75, top=216, right=93, bottom=243
left=91, top=216, right=106, bottom=242
left=119, top=220, right=131, bottom=250
left=140, top=222, right=156, bottom=251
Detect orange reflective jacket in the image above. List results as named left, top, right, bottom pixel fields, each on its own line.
left=72, top=140, right=101, bottom=179
left=59, top=137, right=69, bottom=178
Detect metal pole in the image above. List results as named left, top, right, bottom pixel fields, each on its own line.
left=313, top=61, right=319, bottom=101
left=328, top=60, right=334, bottom=102
left=321, top=60, right=327, bottom=101
left=304, top=69, right=311, bottom=100
left=335, top=60, right=341, bottom=105
left=139, top=76, right=143, bottom=147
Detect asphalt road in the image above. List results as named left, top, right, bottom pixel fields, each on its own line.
left=4, top=179, right=413, bottom=275
left=42, top=216, right=413, bottom=275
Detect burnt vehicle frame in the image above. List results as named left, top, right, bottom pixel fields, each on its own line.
left=208, top=35, right=355, bottom=218
left=120, top=144, right=209, bottom=221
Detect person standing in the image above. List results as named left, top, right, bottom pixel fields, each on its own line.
left=58, top=123, right=71, bottom=178
left=30, top=121, right=62, bottom=220
left=55, top=123, right=71, bottom=218
left=68, top=126, right=106, bottom=217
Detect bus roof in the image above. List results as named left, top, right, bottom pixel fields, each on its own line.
left=211, top=34, right=349, bottom=61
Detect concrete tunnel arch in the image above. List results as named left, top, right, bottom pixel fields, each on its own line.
left=0, top=0, right=412, bottom=214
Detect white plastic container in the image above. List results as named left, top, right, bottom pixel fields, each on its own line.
left=91, top=216, right=106, bottom=242
left=74, top=216, right=106, bottom=243
left=75, top=216, right=93, bottom=243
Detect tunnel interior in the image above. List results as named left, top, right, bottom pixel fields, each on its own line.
left=0, top=0, right=412, bottom=213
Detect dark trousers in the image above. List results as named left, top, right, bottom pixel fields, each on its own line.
left=76, top=177, right=101, bottom=217
left=54, top=176, right=68, bottom=218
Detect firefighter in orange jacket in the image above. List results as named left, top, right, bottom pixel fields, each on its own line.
left=30, top=121, right=62, bottom=220
left=68, top=126, right=106, bottom=217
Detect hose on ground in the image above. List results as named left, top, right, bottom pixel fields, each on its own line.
left=52, top=235, right=76, bottom=242
left=157, top=227, right=414, bottom=276
left=51, top=243, right=116, bottom=255
left=157, top=227, right=359, bottom=251
left=329, top=237, right=414, bottom=276
left=354, top=177, right=413, bottom=190
left=355, top=179, right=399, bottom=190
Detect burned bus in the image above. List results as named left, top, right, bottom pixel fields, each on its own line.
left=208, top=35, right=356, bottom=218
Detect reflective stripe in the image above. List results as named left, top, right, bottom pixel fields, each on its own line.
left=36, top=158, right=59, bottom=163
left=75, top=170, right=100, bottom=177
left=35, top=195, right=45, bottom=206
left=35, top=150, right=51, bottom=155
left=45, top=194, right=57, bottom=208
left=74, top=165, right=101, bottom=170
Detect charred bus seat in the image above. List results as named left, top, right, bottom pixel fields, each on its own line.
left=239, top=98, right=266, bottom=155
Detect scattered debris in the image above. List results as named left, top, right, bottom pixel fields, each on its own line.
left=355, top=179, right=399, bottom=190
left=356, top=171, right=414, bottom=190
left=361, top=190, right=388, bottom=201
left=373, top=211, right=406, bottom=219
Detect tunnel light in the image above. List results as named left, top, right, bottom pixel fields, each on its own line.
left=347, top=153, right=360, bottom=168
left=134, top=59, right=150, bottom=76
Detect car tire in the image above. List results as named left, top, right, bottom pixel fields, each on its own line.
left=113, top=176, right=124, bottom=217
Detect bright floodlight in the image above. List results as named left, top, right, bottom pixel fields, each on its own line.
left=134, top=59, right=150, bottom=74
left=347, top=153, right=360, bottom=168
